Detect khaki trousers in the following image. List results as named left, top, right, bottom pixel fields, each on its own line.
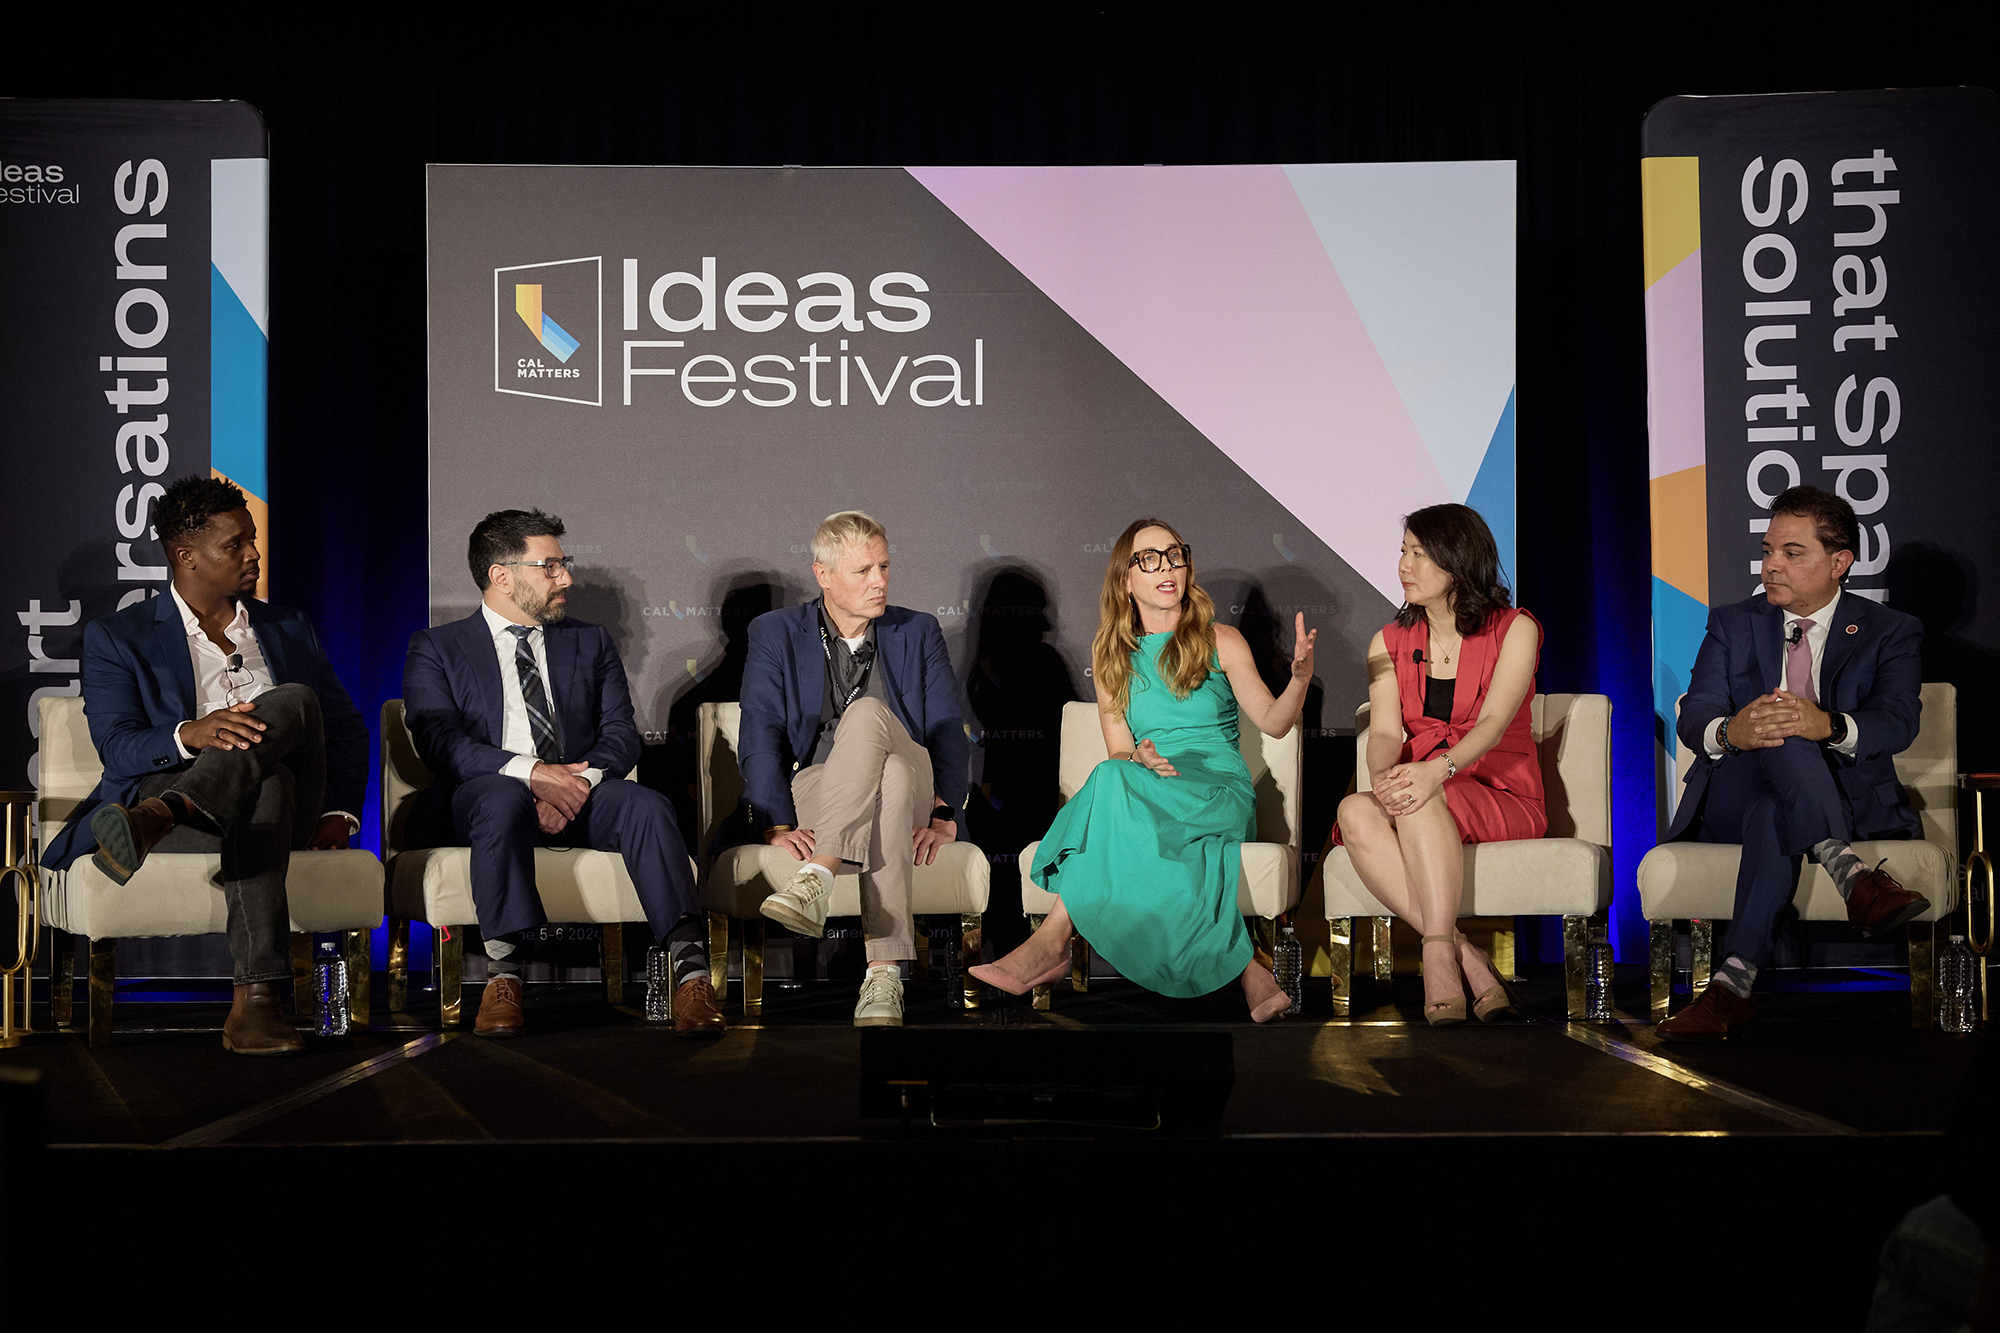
left=791, top=697, right=934, bottom=962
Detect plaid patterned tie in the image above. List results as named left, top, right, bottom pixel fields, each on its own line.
left=508, top=625, right=561, bottom=762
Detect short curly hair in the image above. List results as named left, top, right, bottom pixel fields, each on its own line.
left=155, top=476, right=248, bottom=552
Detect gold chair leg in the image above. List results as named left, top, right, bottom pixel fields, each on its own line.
left=87, top=936, right=115, bottom=1048
left=1690, top=919, right=1714, bottom=996
left=742, top=918, right=765, bottom=1016
left=1371, top=918, right=1394, bottom=984
left=1327, top=915, right=1353, bottom=1017
left=600, top=923, right=625, bottom=1005
left=707, top=912, right=729, bottom=993
left=436, top=926, right=463, bottom=1029
left=914, top=924, right=933, bottom=986
left=1562, top=915, right=1588, bottom=1020
left=959, top=912, right=982, bottom=1010
left=290, top=931, right=316, bottom=1019
left=1070, top=930, right=1091, bottom=993
left=1649, top=920, right=1674, bottom=1021
left=1026, top=913, right=1051, bottom=1011
left=387, top=918, right=410, bottom=1013
left=51, top=929, right=75, bottom=1029
left=1909, top=919, right=1936, bottom=1030
left=1253, top=916, right=1277, bottom=958
left=344, top=928, right=370, bottom=1030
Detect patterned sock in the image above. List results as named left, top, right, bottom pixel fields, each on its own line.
left=1710, top=955, right=1757, bottom=998
left=666, top=914, right=708, bottom=988
left=484, top=934, right=522, bottom=979
left=1811, top=838, right=1868, bottom=899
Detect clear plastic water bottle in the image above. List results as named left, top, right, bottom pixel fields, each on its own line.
left=645, top=945, right=672, bottom=1023
left=1585, top=935, right=1612, bottom=1020
left=1272, top=921, right=1303, bottom=1017
left=315, top=934, right=350, bottom=1036
left=1938, top=935, right=1977, bottom=1035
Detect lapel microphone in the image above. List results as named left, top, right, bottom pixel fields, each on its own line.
left=1785, top=622, right=1804, bottom=648
left=227, top=653, right=244, bottom=671
left=1411, top=649, right=1425, bottom=664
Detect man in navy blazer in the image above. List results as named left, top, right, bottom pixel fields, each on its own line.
left=46, top=477, right=366, bottom=1055
left=739, top=511, right=969, bottom=1027
left=1659, top=486, right=1928, bottom=1041
left=402, top=509, right=718, bottom=1038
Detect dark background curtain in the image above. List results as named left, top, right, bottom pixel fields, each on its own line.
left=18, top=5, right=1995, bottom=959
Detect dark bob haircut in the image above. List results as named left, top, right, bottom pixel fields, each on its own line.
left=468, top=508, right=565, bottom=590
left=1393, top=502, right=1513, bottom=637
left=155, top=476, right=248, bottom=553
left=1767, top=485, right=1859, bottom=582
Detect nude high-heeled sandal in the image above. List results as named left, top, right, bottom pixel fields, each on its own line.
left=1464, top=938, right=1518, bottom=1021
left=1420, top=934, right=1467, bottom=1026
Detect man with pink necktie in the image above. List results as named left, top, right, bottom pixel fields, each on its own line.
left=1658, top=486, right=1928, bottom=1041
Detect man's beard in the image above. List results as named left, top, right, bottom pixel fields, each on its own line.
left=512, top=584, right=567, bottom=624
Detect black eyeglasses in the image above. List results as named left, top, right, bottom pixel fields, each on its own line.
left=1129, top=544, right=1191, bottom=573
left=499, top=557, right=575, bottom=578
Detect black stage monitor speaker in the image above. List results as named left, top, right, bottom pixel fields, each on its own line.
left=859, top=1027, right=1233, bottom=1131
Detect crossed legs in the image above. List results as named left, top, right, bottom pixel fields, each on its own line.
left=1336, top=789, right=1502, bottom=1019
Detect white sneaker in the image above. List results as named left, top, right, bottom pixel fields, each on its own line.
left=760, top=864, right=831, bottom=938
left=854, top=965, right=904, bottom=1027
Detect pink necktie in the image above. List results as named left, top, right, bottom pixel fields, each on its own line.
left=1786, top=618, right=1817, bottom=704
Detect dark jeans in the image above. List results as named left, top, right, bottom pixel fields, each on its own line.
left=413, top=773, right=696, bottom=943
left=1694, top=736, right=1851, bottom=971
left=140, top=682, right=327, bottom=985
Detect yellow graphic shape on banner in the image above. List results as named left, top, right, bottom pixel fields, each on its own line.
left=213, top=468, right=271, bottom=600
left=1650, top=464, right=1707, bottom=604
left=1641, top=157, right=1700, bottom=289
left=516, top=283, right=542, bottom=335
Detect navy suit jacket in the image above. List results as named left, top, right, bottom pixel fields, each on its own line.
left=737, top=600, right=968, bottom=835
left=402, top=611, right=640, bottom=788
left=43, top=591, right=367, bottom=872
left=1666, top=590, right=1923, bottom=844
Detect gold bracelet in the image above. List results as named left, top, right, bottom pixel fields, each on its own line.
left=766, top=824, right=795, bottom=834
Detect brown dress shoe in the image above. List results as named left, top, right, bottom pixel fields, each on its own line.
left=1845, top=866, right=1929, bottom=936
left=222, top=983, right=305, bottom=1056
left=673, top=976, right=726, bottom=1039
left=475, top=974, right=525, bottom=1037
left=1657, top=981, right=1755, bottom=1042
left=89, top=796, right=178, bottom=885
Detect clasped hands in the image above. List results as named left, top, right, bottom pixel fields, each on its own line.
left=1373, top=755, right=1449, bottom=817
left=180, top=703, right=352, bottom=849
left=764, top=812, right=959, bottom=866
left=1724, top=690, right=1831, bottom=750
left=530, top=760, right=593, bottom=834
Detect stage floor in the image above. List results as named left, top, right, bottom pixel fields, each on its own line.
left=3, top=967, right=1977, bottom=1145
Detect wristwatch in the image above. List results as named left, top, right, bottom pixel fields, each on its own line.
left=1824, top=712, right=1849, bottom=749
left=932, top=803, right=956, bottom=824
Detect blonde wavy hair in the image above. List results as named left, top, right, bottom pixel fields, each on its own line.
left=1091, top=517, right=1218, bottom=715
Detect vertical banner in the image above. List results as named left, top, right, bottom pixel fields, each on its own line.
left=1644, top=88, right=2000, bottom=823
left=0, top=100, right=268, bottom=791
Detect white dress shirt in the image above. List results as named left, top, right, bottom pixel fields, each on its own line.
left=1704, top=587, right=1861, bottom=759
left=481, top=603, right=603, bottom=789
left=170, top=584, right=358, bottom=831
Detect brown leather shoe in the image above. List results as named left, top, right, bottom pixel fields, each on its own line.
left=673, top=976, right=726, bottom=1039
left=222, top=983, right=305, bottom=1056
left=475, top=975, right=525, bottom=1037
left=1846, top=865, right=1930, bottom=936
left=89, top=796, right=178, bottom=885
left=1657, top=981, right=1755, bottom=1042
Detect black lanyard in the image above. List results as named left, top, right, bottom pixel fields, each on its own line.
left=819, top=619, right=874, bottom=708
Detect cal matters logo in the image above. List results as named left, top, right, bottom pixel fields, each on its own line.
left=494, top=256, right=601, bottom=406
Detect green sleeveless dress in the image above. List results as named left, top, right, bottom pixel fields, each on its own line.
left=1029, top=632, right=1258, bottom=997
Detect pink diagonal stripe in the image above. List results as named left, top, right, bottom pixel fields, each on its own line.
left=909, top=165, right=1449, bottom=603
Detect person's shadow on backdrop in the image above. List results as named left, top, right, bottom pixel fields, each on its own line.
left=1885, top=541, right=2000, bottom=777
left=964, top=564, right=1081, bottom=955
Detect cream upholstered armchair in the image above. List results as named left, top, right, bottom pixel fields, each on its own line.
left=696, top=701, right=990, bottom=1015
left=1638, top=682, right=1959, bottom=1028
left=34, top=695, right=383, bottom=1045
left=380, top=700, right=692, bottom=1026
left=1015, top=700, right=1304, bottom=1009
left=1318, top=693, right=1615, bottom=1019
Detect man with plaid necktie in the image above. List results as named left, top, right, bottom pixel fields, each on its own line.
left=403, top=509, right=719, bottom=1038
left=1659, top=486, right=1928, bottom=1041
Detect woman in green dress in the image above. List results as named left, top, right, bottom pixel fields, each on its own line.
left=971, top=518, right=1316, bottom=1022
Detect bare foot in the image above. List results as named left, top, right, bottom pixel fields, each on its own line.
left=970, top=959, right=1070, bottom=995
left=1243, top=960, right=1292, bottom=1023
left=970, top=932, right=1074, bottom=995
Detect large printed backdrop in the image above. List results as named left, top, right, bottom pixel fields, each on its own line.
left=426, top=164, right=1516, bottom=784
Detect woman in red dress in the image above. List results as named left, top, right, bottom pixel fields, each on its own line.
left=1331, top=503, right=1544, bottom=1025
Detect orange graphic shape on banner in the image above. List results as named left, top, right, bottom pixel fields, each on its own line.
left=1651, top=464, right=1707, bottom=604
left=1641, top=157, right=1700, bottom=290
left=214, top=467, right=270, bottom=600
